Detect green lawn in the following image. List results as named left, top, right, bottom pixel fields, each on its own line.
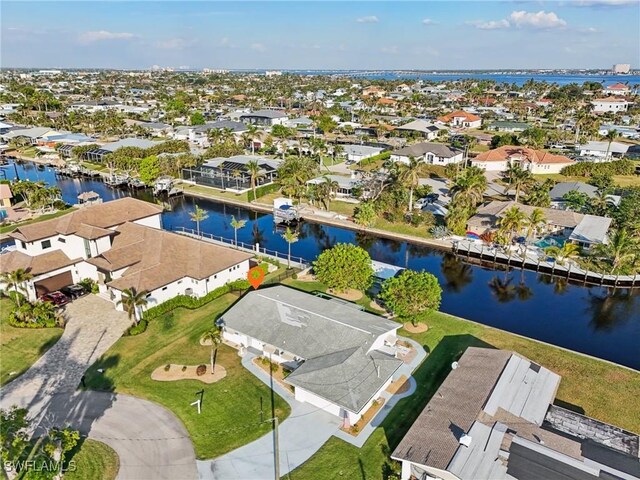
left=0, top=208, right=77, bottom=235
left=0, top=298, right=63, bottom=386
left=182, top=183, right=249, bottom=202
left=82, top=294, right=291, bottom=459
left=327, top=200, right=357, bottom=217
left=65, top=439, right=119, bottom=480
left=533, top=173, right=640, bottom=188
left=81, top=161, right=109, bottom=173
left=288, top=284, right=640, bottom=480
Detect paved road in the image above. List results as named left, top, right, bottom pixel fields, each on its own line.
left=0, top=295, right=198, bottom=479
left=198, top=353, right=341, bottom=480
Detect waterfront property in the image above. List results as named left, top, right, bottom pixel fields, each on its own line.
left=84, top=138, right=159, bottom=162
left=181, top=155, right=281, bottom=192
left=307, top=174, right=362, bottom=200
left=341, top=144, right=385, bottom=163
left=467, top=200, right=612, bottom=249
left=0, top=197, right=252, bottom=310
left=392, top=347, right=640, bottom=480
left=391, top=142, right=464, bottom=166
left=394, top=119, right=443, bottom=140
left=549, top=182, right=621, bottom=210
left=219, top=285, right=403, bottom=426
left=591, top=98, right=629, bottom=114
left=487, top=121, right=531, bottom=133
left=576, top=140, right=629, bottom=160
left=471, top=145, right=576, bottom=174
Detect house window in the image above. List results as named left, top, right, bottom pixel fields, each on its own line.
left=177, top=280, right=182, bottom=285
left=20, top=241, right=26, bottom=249
left=58, top=237, right=66, bottom=243
left=41, top=240, right=51, bottom=249
left=162, top=286, right=168, bottom=291
left=83, top=238, right=92, bottom=258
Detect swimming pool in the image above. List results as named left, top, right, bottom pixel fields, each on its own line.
left=535, top=236, right=566, bottom=249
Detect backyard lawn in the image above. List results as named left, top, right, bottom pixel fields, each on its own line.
left=82, top=293, right=291, bottom=459
left=0, top=298, right=63, bottom=386
left=65, top=439, right=119, bottom=480
left=533, top=172, right=640, bottom=188
left=287, top=282, right=640, bottom=480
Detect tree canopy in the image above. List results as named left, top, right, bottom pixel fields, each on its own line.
left=313, top=243, right=373, bottom=292
left=378, top=269, right=442, bottom=325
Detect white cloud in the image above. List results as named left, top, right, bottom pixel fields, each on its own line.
left=250, top=43, right=266, bottom=52
left=78, top=30, right=136, bottom=43
left=509, top=10, right=567, bottom=29
left=356, top=16, right=379, bottom=23
left=422, top=18, right=437, bottom=26
left=468, top=19, right=511, bottom=30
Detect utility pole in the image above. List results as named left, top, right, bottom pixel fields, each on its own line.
left=265, top=416, right=280, bottom=480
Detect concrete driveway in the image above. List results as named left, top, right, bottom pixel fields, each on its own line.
left=198, top=353, right=341, bottom=480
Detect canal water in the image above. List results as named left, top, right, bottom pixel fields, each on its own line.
left=3, top=161, right=639, bottom=370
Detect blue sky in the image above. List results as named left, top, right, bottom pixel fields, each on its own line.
left=2, top=1, right=639, bottom=69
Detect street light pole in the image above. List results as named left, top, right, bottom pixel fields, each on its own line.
left=264, top=416, right=280, bottom=480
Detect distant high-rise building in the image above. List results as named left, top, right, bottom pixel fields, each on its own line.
left=265, top=70, right=283, bottom=77
left=612, top=63, right=631, bottom=74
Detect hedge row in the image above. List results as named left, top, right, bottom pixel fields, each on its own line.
left=142, top=279, right=250, bottom=322
left=358, top=150, right=391, bottom=167
left=248, top=182, right=281, bottom=202
left=560, top=159, right=636, bottom=177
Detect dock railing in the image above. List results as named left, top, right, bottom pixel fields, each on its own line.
left=173, top=226, right=311, bottom=270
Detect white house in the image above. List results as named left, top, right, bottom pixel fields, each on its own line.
left=219, top=286, right=402, bottom=426
left=340, top=144, right=385, bottom=163
left=576, top=141, right=629, bottom=160
left=436, top=110, right=482, bottom=129
left=394, top=119, right=444, bottom=140
left=591, top=98, right=629, bottom=113
left=471, top=146, right=575, bottom=174
left=239, top=109, right=289, bottom=126
left=602, top=82, right=631, bottom=96
left=1, top=198, right=252, bottom=310
left=391, top=142, right=464, bottom=166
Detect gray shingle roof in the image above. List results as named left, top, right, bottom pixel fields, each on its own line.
left=393, top=142, right=462, bottom=159
left=549, top=182, right=597, bottom=201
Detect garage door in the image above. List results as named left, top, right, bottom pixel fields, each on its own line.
left=35, top=271, right=73, bottom=297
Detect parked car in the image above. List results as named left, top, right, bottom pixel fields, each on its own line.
left=61, top=284, right=87, bottom=299
left=40, top=291, right=70, bottom=307
left=414, top=193, right=439, bottom=209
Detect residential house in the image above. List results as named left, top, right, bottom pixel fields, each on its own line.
left=362, top=86, right=386, bottom=98
left=395, top=119, right=444, bottom=140
left=174, top=120, right=247, bottom=147
left=182, top=155, right=281, bottom=192
left=85, top=138, right=160, bottom=162
left=307, top=174, right=362, bottom=200
left=239, top=109, right=289, bottom=127
left=391, top=142, right=464, bottom=166
left=392, top=347, right=640, bottom=480
left=341, top=144, right=385, bottom=163
left=602, top=82, right=631, bottom=96
left=591, top=98, right=629, bottom=113
left=471, top=146, right=576, bottom=174
left=488, top=121, right=531, bottom=133
left=436, top=110, right=482, bottom=129
left=598, top=124, right=639, bottom=139
left=3, top=127, right=59, bottom=145
left=0, top=198, right=251, bottom=309
left=219, top=285, right=402, bottom=426
left=576, top=141, right=629, bottom=160
left=467, top=200, right=612, bottom=249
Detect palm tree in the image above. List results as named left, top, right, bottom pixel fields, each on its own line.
left=497, top=206, right=527, bottom=243
left=502, top=162, right=533, bottom=203
left=315, top=176, right=339, bottom=210
left=190, top=205, right=209, bottom=238
left=281, top=227, right=299, bottom=269
left=450, top=166, right=487, bottom=208
left=545, top=243, right=581, bottom=265
left=117, top=287, right=149, bottom=326
left=230, top=215, right=247, bottom=246
left=593, top=228, right=638, bottom=273
left=200, top=327, right=222, bottom=374
left=525, top=208, right=546, bottom=240
left=0, top=268, right=33, bottom=306
left=398, top=156, right=421, bottom=212
left=245, top=160, right=264, bottom=201
left=603, top=129, right=617, bottom=160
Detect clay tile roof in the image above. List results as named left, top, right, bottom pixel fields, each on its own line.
left=93, top=222, right=253, bottom=293
left=437, top=110, right=481, bottom=123
left=0, top=249, right=82, bottom=276
left=473, top=146, right=575, bottom=165
left=10, top=198, right=163, bottom=242
left=0, top=184, right=12, bottom=200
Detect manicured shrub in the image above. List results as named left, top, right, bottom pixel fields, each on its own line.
left=127, top=319, right=148, bottom=336
left=248, top=182, right=280, bottom=202
left=561, top=159, right=635, bottom=177
left=196, top=364, right=207, bottom=376
left=291, top=272, right=298, bottom=280
left=182, top=365, right=187, bottom=372
left=164, top=364, right=171, bottom=371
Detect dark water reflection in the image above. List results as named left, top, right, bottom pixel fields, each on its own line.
left=3, top=162, right=639, bottom=369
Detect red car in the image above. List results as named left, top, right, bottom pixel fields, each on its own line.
left=40, top=291, right=70, bottom=307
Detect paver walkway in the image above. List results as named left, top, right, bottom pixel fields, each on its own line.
left=198, top=352, right=342, bottom=480
left=0, top=295, right=131, bottom=411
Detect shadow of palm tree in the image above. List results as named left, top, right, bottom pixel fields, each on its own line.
left=488, top=275, right=517, bottom=303
left=441, top=253, right=473, bottom=293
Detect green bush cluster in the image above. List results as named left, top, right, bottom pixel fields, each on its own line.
left=561, top=159, right=635, bottom=177
left=248, top=182, right=281, bottom=201
left=127, top=319, right=148, bottom=336
left=358, top=151, right=391, bottom=167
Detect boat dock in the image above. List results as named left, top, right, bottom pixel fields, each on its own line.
left=453, top=239, right=639, bottom=288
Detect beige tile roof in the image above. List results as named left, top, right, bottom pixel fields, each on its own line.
left=0, top=184, right=12, bottom=200
left=88, top=222, right=253, bottom=293
left=437, top=110, right=481, bottom=123
left=473, top=146, right=575, bottom=165
left=469, top=200, right=585, bottom=230
left=10, top=198, right=163, bottom=242
left=0, top=249, right=81, bottom=276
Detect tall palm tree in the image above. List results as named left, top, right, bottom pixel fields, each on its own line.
left=450, top=166, right=487, bottom=208
left=245, top=160, right=264, bottom=201
left=497, top=206, right=527, bottom=243
left=230, top=215, right=247, bottom=246
left=190, top=205, right=209, bottom=238
left=200, top=327, right=222, bottom=374
left=0, top=268, right=33, bottom=306
left=603, top=129, right=618, bottom=160
left=281, top=227, right=299, bottom=269
left=502, top=162, right=533, bottom=203
left=594, top=228, right=638, bottom=273
left=545, top=243, right=581, bottom=265
left=316, top=176, right=339, bottom=210
left=525, top=208, right=546, bottom=240
left=117, top=287, right=149, bottom=326
left=398, top=156, right=421, bottom=212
